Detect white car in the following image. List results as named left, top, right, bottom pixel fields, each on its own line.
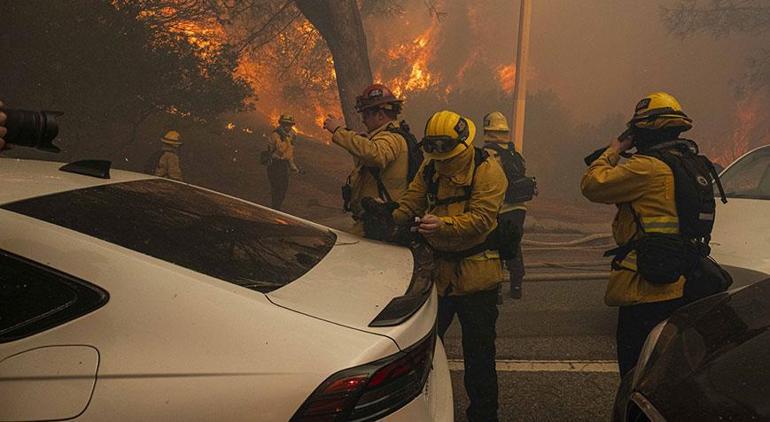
left=711, top=144, right=770, bottom=285
left=0, top=158, right=453, bottom=421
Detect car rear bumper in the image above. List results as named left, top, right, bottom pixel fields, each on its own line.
left=387, top=338, right=454, bottom=421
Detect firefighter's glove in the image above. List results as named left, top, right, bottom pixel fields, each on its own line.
left=360, top=197, right=399, bottom=242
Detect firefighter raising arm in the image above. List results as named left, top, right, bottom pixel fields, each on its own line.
left=581, top=137, right=653, bottom=205
left=322, top=84, right=416, bottom=235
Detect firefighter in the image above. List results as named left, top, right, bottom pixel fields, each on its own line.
left=391, top=110, right=507, bottom=421
left=266, top=114, right=300, bottom=210
left=155, top=130, right=184, bottom=181
left=581, top=92, right=702, bottom=376
left=482, top=111, right=531, bottom=299
left=322, top=84, right=416, bottom=236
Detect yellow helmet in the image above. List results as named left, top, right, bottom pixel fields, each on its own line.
left=161, top=130, right=182, bottom=145
left=278, top=114, right=296, bottom=125
left=483, top=111, right=510, bottom=132
left=628, top=92, right=693, bottom=131
left=422, top=110, right=476, bottom=160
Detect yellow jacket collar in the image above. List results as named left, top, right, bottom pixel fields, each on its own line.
left=435, top=146, right=475, bottom=186
left=483, top=132, right=511, bottom=143
left=368, top=120, right=399, bottom=137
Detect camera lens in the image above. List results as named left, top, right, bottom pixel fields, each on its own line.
left=1, top=108, right=62, bottom=152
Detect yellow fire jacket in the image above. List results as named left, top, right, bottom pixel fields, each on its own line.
left=581, top=147, right=685, bottom=306
left=394, top=147, right=507, bottom=296
left=483, top=134, right=527, bottom=214
left=155, top=147, right=183, bottom=181
left=269, top=128, right=298, bottom=170
left=333, top=121, right=409, bottom=235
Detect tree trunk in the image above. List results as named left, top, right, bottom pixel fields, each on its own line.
left=295, top=0, right=372, bottom=131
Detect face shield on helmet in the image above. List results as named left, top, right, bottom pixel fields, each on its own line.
left=421, top=110, right=476, bottom=160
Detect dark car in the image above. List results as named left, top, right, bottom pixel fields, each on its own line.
left=613, top=278, right=770, bottom=421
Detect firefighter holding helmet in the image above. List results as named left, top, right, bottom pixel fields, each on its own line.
left=389, top=110, right=507, bottom=421
left=265, top=113, right=300, bottom=210
left=154, top=130, right=184, bottom=181
left=323, top=84, right=419, bottom=236
left=582, top=92, right=728, bottom=376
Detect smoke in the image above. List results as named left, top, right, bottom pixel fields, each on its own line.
left=133, top=0, right=769, bottom=198
left=363, top=0, right=769, bottom=195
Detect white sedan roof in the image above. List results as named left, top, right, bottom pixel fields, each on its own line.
left=0, top=158, right=152, bottom=205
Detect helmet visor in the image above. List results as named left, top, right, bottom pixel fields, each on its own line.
left=421, top=136, right=464, bottom=153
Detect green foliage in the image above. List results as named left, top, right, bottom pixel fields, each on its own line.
left=0, top=0, right=253, bottom=157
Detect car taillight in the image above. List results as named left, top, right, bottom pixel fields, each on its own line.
left=291, top=329, right=436, bottom=422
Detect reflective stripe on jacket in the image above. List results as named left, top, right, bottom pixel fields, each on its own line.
left=394, top=147, right=507, bottom=296
left=581, top=148, right=685, bottom=306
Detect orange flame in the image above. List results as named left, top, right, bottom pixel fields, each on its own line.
left=717, top=94, right=763, bottom=165
left=378, top=23, right=440, bottom=99
left=497, top=64, right=517, bottom=95
left=234, top=18, right=340, bottom=140
left=147, top=2, right=525, bottom=141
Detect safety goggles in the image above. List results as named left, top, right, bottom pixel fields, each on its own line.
left=420, top=136, right=466, bottom=153
left=420, top=116, right=472, bottom=153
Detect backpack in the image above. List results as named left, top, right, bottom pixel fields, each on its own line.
left=605, top=139, right=730, bottom=289
left=484, top=142, right=537, bottom=203
left=422, top=147, right=519, bottom=260
left=642, top=141, right=724, bottom=242
left=366, top=121, right=424, bottom=202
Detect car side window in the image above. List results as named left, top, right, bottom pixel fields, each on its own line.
left=0, top=250, right=108, bottom=343
left=719, top=148, right=770, bottom=200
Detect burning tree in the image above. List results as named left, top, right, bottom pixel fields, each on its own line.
left=294, top=0, right=373, bottom=131
left=135, top=0, right=375, bottom=134
left=0, top=0, right=253, bottom=157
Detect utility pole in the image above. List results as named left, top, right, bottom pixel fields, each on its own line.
left=511, top=0, right=532, bottom=153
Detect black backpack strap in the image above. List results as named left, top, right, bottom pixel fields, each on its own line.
left=363, top=123, right=404, bottom=203
left=704, top=157, right=728, bottom=204
left=603, top=203, right=643, bottom=267
left=424, top=148, right=488, bottom=209
left=485, top=142, right=525, bottom=174
left=365, top=166, right=393, bottom=203
left=484, top=142, right=505, bottom=154
left=386, top=120, right=424, bottom=183
left=427, top=149, right=497, bottom=260
left=434, top=241, right=494, bottom=261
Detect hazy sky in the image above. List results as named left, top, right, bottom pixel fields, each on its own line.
left=528, top=0, right=759, bottom=125
left=384, top=0, right=766, bottom=155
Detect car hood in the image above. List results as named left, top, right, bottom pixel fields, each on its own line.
left=711, top=198, right=770, bottom=277
left=638, top=279, right=770, bottom=420
left=266, top=230, right=435, bottom=350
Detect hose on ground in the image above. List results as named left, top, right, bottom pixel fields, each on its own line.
left=521, top=233, right=612, bottom=247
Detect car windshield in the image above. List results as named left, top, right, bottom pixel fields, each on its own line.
left=1, top=179, right=337, bottom=293
left=719, top=147, right=770, bottom=200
